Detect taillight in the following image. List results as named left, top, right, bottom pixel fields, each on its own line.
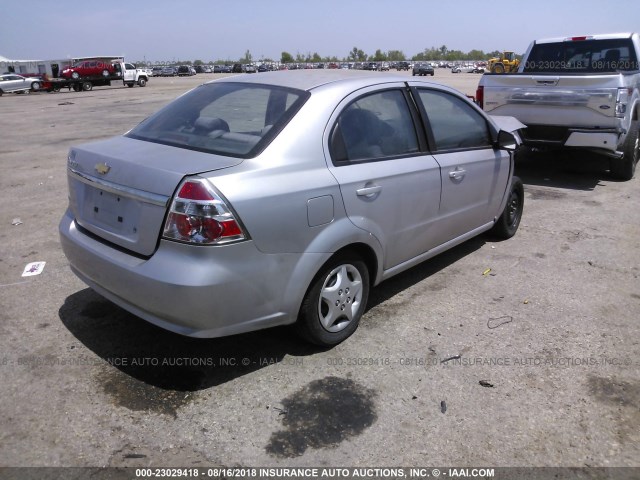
left=615, top=88, right=631, bottom=117
left=476, top=85, right=484, bottom=109
left=162, top=177, right=246, bottom=245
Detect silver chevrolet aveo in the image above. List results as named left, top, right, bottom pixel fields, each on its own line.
left=60, top=71, right=523, bottom=346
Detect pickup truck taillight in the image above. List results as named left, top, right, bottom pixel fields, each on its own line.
left=163, top=177, right=246, bottom=245
left=616, top=88, right=631, bottom=117
left=475, top=85, right=484, bottom=109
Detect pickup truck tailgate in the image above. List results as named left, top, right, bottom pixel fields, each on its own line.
left=482, top=74, right=620, bottom=128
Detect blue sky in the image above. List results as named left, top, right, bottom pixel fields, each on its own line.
left=2, top=0, right=639, bottom=63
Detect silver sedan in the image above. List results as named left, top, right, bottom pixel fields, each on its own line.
left=59, top=70, right=524, bottom=346
left=0, top=73, right=42, bottom=96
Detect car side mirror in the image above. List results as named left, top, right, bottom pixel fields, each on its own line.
left=496, top=130, right=518, bottom=151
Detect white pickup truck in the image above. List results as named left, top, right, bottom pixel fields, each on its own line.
left=122, top=62, right=150, bottom=88
left=477, top=32, right=640, bottom=180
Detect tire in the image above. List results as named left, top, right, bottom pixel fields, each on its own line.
left=610, top=120, right=639, bottom=181
left=492, top=63, right=505, bottom=74
left=138, top=77, right=147, bottom=87
left=81, top=81, right=92, bottom=91
left=126, top=82, right=134, bottom=88
left=296, top=253, right=370, bottom=347
left=31, top=81, right=41, bottom=91
left=71, top=72, right=80, bottom=80
left=72, top=84, right=81, bottom=92
left=490, top=176, right=524, bottom=239
left=53, top=86, right=61, bottom=92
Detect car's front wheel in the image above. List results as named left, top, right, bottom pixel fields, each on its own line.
left=611, top=120, right=639, bottom=181
left=490, top=176, right=524, bottom=239
left=296, top=253, right=370, bottom=347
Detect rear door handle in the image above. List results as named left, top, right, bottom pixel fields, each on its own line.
left=356, top=185, right=382, bottom=197
left=449, top=168, right=466, bottom=180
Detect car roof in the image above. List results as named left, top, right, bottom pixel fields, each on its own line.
left=206, top=69, right=410, bottom=92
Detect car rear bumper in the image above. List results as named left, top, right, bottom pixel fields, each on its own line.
left=59, top=209, right=320, bottom=338
left=520, top=125, right=621, bottom=153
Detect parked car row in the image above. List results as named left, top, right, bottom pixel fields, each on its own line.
left=151, top=64, right=239, bottom=76
left=144, top=61, right=492, bottom=78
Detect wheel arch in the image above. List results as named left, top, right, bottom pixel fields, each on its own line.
left=282, top=236, right=383, bottom=328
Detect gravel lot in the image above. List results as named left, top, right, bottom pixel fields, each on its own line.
left=0, top=70, right=638, bottom=471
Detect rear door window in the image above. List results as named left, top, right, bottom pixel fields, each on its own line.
left=330, top=89, right=420, bottom=163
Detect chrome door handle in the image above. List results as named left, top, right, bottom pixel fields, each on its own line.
left=449, top=168, right=466, bottom=180
left=356, top=185, right=382, bottom=197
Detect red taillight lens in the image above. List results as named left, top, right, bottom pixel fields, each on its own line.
left=162, top=178, right=246, bottom=245
left=476, top=85, right=484, bottom=109
left=178, top=181, right=214, bottom=201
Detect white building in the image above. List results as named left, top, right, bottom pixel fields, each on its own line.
left=0, top=55, right=72, bottom=77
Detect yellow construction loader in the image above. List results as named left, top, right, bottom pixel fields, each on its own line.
left=488, top=51, right=520, bottom=73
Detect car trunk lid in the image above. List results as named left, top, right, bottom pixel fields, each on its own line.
left=66, top=136, right=242, bottom=256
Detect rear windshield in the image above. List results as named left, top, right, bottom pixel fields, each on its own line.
left=127, top=82, right=309, bottom=158
left=523, top=38, right=639, bottom=73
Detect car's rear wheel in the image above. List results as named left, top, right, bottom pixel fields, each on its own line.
left=296, top=253, right=370, bottom=347
left=610, top=120, right=639, bottom=181
left=490, top=176, right=524, bottom=239
left=82, top=81, right=92, bottom=91
left=31, top=81, right=41, bottom=91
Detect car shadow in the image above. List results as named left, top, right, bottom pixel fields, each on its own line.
left=367, top=235, right=486, bottom=311
left=59, top=236, right=487, bottom=394
left=59, top=289, right=325, bottom=393
left=514, top=149, right=614, bottom=191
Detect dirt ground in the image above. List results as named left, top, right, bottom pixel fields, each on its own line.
left=0, top=70, right=638, bottom=472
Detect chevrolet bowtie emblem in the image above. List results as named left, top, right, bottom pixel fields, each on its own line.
left=95, top=162, right=111, bottom=175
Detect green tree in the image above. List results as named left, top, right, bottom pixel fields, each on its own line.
left=242, top=50, right=252, bottom=63
left=281, top=51, right=294, bottom=63
left=387, top=50, right=406, bottom=61
left=372, top=49, right=387, bottom=62
left=467, top=49, right=486, bottom=60
left=193, top=59, right=203, bottom=66
left=348, top=47, right=367, bottom=62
